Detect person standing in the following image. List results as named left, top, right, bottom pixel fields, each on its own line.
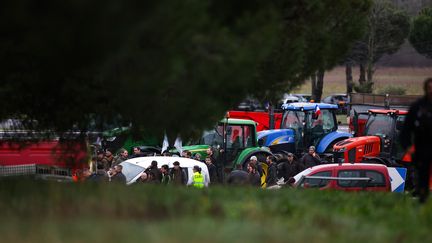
left=148, top=160, right=162, bottom=183
left=160, top=164, right=171, bottom=185
left=249, top=156, right=263, bottom=177
left=265, top=155, right=278, bottom=187
left=191, top=166, right=205, bottom=189
left=170, top=161, right=187, bottom=185
left=205, top=156, right=218, bottom=184
left=400, top=78, right=432, bottom=203
left=247, top=162, right=261, bottom=187
left=300, top=146, right=321, bottom=168
left=112, top=148, right=128, bottom=167
left=131, top=147, right=144, bottom=158
left=102, top=148, right=115, bottom=169
left=278, top=153, right=304, bottom=182
left=111, top=165, right=126, bottom=184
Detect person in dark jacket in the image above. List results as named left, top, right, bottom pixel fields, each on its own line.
left=400, top=77, right=432, bottom=203
left=160, top=164, right=171, bottom=185
left=227, top=169, right=249, bottom=186
left=111, top=165, right=126, bottom=184
left=247, top=162, right=261, bottom=187
left=205, top=156, right=218, bottom=184
left=278, top=153, right=305, bottom=182
left=300, top=146, right=321, bottom=168
left=148, top=160, right=162, bottom=183
left=249, top=155, right=263, bottom=177
left=265, top=155, right=278, bottom=187
left=170, top=161, right=187, bottom=185
left=112, top=148, right=128, bottom=167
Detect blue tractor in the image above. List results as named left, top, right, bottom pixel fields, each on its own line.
left=257, top=102, right=352, bottom=159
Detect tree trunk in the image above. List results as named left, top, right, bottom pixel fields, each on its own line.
left=315, top=69, right=324, bottom=103
left=311, top=70, right=324, bottom=103
left=359, top=64, right=366, bottom=84
left=367, top=63, right=374, bottom=83
left=311, top=74, right=317, bottom=102
left=345, top=63, right=353, bottom=94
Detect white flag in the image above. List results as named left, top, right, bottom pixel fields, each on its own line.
left=161, top=133, right=169, bottom=154
left=174, top=136, right=183, bottom=155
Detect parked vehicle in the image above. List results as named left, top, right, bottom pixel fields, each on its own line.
left=227, top=110, right=283, bottom=132
left=288, top=163, right=406, bottom=192
left=322, top=93, right=349, bottom=114
left=180, top=118, right=272, bottom=170
left=120, top=156, right=210, bottom=185
left=347, top=93, right=420, bottom=136
left=292, top=93, right=312, bottom=102
left=257, top=102, right=352, bottom=159
left=0, top=119, right=92, bottom=179
left=333, top=109, right=411, bottom=166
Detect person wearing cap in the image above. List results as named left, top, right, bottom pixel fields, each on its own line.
left=277, top=152, right=304, bottom=182
left=95, top=149, right=106, bottom=171
left=249, top=155, right=263, bottom=177
left=102, top=148, right=115, bottom=170
left=191, top=165, right=205, bottom=189
left=300, top=146, right=321, bottom=168
left=170, top=161, right=187, bottom=185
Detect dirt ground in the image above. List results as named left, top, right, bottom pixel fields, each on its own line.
left=293, top=66, right=432, bottom=97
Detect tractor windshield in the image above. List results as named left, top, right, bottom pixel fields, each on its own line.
left=364, top=114, right=394, bottom=137
left=224, top=124, right=255, bottom=149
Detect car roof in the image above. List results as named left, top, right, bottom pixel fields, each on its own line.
left=122, top=156, right=208, bottom=170
left=282, top=102, right=338, bottom=110
left=309, top=163, right=387, bottom=172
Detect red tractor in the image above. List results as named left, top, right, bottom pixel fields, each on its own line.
left=333, top=109, right=412, bottom=166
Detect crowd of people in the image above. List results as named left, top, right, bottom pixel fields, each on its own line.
left=79, top=142, right=324, bottom=189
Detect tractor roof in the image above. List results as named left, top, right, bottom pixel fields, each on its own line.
left=219, top=118, right=256, bottom=126
left=282, top=102, right=338, bottom=111
left=368, top=109, right=408, bottom=115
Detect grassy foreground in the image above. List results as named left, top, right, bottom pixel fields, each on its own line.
left=1, top=179, right=432, bottom=243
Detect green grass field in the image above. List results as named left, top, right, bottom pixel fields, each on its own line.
left=294, top=66, right=432, bottom=97
left=1, top=179, right=432, bottom=243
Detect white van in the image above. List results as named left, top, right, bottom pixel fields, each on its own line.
left=120, top=156, right=210, bottom=186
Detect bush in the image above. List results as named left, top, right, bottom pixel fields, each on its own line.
left=353, top=81, right=374, bottom=93
left=376, top=85, right=406, bottom=95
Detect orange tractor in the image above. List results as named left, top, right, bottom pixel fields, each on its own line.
left=333, top=109, right=411, bottom=166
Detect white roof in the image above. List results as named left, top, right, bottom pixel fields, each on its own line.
left=123, top=156, right=207, bottom=169
left=121, top=156, right=210, bottom=186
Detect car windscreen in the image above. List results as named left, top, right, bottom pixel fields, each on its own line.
left=120, top=162, right=145, bottom=182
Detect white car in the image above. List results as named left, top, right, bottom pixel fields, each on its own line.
left=120, top=156, right=210, bottom=186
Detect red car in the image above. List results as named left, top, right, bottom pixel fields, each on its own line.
left=293, top=163, right=392, bottom=192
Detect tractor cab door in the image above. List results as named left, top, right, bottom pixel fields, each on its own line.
left=221, top=124, right=255, bottom=166
left=392, top=115, right=406, bottom=160
left=305, top=109, right=337, bottom=149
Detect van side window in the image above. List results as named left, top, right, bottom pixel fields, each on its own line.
left=301, top=171, right=331, bottom=188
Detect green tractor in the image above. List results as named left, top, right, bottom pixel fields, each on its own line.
left=180, top=118, right=272, bottom=170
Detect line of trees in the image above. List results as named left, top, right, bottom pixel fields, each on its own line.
left=311, top=1, right=432, bottom=101
left=0, top=0, right=372, bottom=140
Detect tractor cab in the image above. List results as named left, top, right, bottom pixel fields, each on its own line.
left=363, top=109, right=407, bottom=159
left=333, top=109, right=408, bottom=165
left=258, top=102, right=351, bottom=158
left=184, top=118, right=271, bottom=169
left=280, top=103, right=339, bottom=154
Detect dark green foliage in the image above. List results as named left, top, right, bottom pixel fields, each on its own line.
left=345, top=0, right=410, bottom=88
left=0, top=0, right=372, bottom=141
left=410, top=7, right=432, bottom=59
left=1, top=179, right=432, bottom=242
